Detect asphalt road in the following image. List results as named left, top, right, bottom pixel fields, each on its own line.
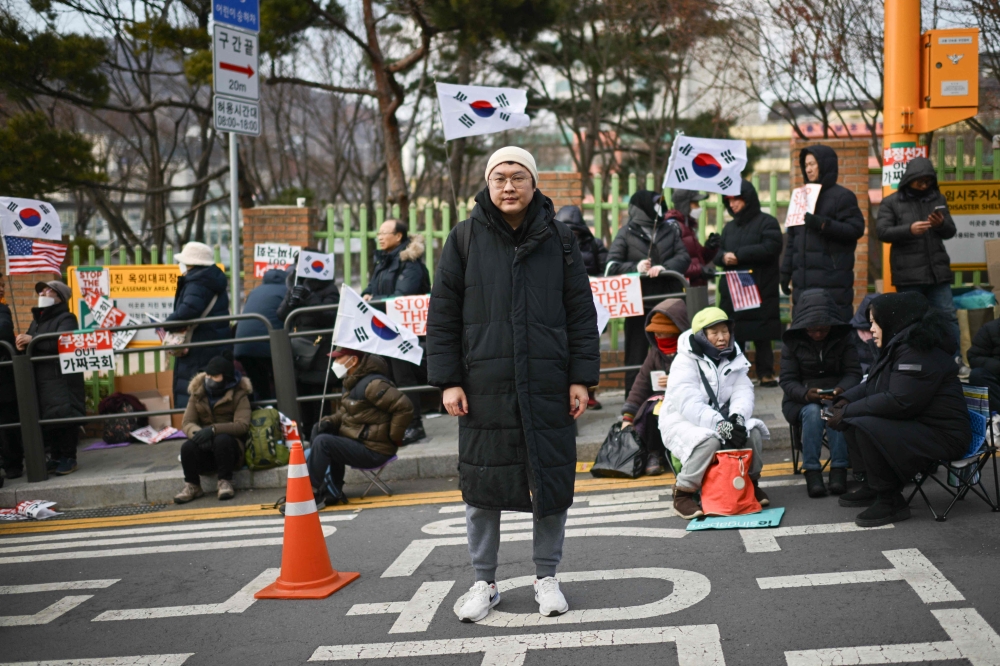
left=2, top=470, right=999, bottom=666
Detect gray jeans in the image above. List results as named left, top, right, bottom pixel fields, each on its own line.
left=676, top=429, right=764, bottom=492
left=465, top=505, right=568, bottom=582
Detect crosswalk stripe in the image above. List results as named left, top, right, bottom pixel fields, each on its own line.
left=0, top=655, right=194, bottom=665
left=0, top=526, right=288, bottom=555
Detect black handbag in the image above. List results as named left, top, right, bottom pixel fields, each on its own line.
left=591, top=422, right=647, bottom=479
left=290, top=333, right=324, bottom=371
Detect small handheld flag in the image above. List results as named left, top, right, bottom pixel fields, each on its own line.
left=333, top=285, right=424, bottom=365
left=663, top=136, right=747, bottom=196
left=295, top=250, right=335, bottom=281
left=0, top=197, right=62, bottom=241
left=436, top=83, right=530, bottom=141
left=4, top=237, right=67, bottom=274
left=725, top=270, right=762, bottom=312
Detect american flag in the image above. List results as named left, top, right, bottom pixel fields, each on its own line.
left=4, top=236, right=67, bottom=274
left=725, top=270, right=761, bottom=311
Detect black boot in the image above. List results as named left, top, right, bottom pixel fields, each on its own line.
left=403, top=419, right=426, bottom=445
left=645, top=454, right=663, bottom=476
left=828, top=468, right=848, bottom=495
left=839, top=482, right=877, bottom=507
left=855, top=492, right=910, bottom=527
left=804, top=470, right=827, bottom=498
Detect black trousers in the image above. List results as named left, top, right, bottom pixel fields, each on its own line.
left=388, top=347, right=427, bottom=424
left=307, top=434, right=391, bottom=493
left=298, top=383, right=332, bottom=444
left=0, top=400, right=22, bottom=471
left=45, top=426, right=78, bottom=461
left=237, top=356, right=274, bottom=402
left=180, top=433, right=242, bottom=483
left=845, top=427, right=904, bottom=493
left=623, top=316, right=649, bottom=395
left=736, top=338, right=775, bottom=380
left=969, top=367, right=1000, bottom=414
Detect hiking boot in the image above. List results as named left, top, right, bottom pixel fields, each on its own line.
left=402, top=422, right=426, bottom=445
left=855, top=492, right=911, bottom=527
left=673, top=488, right=704, bottom=519
left=534, top=577, right=569, bottom=617
left=457, top=581, right=500, bottom=623
left=645, top=454, right=664, bottom=477
left=804, top=469, right=827, bottom=498
left=839, top=483, right=877, bottom=507
left=828, top=468, right=848, bottom=495
left=759, top=375, right=778, bottom=387
left=54, top=458, right=77, bottom=475
left=752, top=478, right=770, bottom=506
left=217, top=479, right=235, bottom=500
left=174, top=482, right=204, bottom=504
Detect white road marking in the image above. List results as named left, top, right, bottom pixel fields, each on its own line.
left=0, top=526, right=336, bottom=565
left=758, top=548, right=964, bottom=604
left=740, top=522, right=894, bottom=553
left=758, top=479, right=807, bottom=488
left=436, top=501, right=671, bottom=517
left=784, top=608, right=1000, bottom=665
left=0, top=527, right=289, bottom=554
left=0, top=655, right=194, bottom=665
left=422, top=506, right=676, bottom=536
left=92, top=569, right=280, bottom=621
left=382, top=527, right=687, bottom=578
left=0, top=515, right=353, bottom=546
left=309, top=624, right=726, bottom=665
left=348, top=581, right=455, bottom=633
left=452, top=568, right=710, bottom=627
left=584, top=490, right=667, bottom=505
left=0, top=580, right=119, bottom=594
left=0, top=595, right=94, bottom=626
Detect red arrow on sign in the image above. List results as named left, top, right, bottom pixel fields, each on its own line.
left=219, top=62, right=255, bottom=78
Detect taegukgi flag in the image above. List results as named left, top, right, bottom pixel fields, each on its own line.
left=663, top=136, right=748, bottom=196
left=436, top=83, right=530, bottom=141
left=0, top=197, right=62, bottom=241
left=295, top=250, right=335, bottom=280
left=333, top=285, right=424, bottom=365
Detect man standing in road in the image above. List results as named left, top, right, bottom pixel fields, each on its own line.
left=427, top=146, right=600, bottom=623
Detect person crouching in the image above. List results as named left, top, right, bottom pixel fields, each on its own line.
left=175, top=355, right=252, bottom=503
left=658, top=307, right=770, bottom=519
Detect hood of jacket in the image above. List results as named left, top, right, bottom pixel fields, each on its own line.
left=187, top=371, right=252, bottom=400
left=342, top=353, right=390, bottom=391
left=782, top=288, right=852, bottom=343
left=723, top=180, right=762, bottom=224
left=670, top=189, right=706, bottom=219
left=898, top=157, right=939, bottom=199
left=554, top=205, right=594, bottom=242
left=799, top=145, right=840, bottom=190
left=871, top=293, right=956, bottom=355
left=644, top=298, right=691, bottom=349
left=851, top=293, right=879, bottom=330
left=629, top=190, right=661, bottom=227
left=398, top=235, right=425, bottom=262
left=262, top=268, right=289, bottom=285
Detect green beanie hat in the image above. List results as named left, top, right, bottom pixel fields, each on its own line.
left=691, top=306, right=731, bottom=333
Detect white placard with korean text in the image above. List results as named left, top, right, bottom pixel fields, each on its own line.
left=253, top=243, right=300, bottom=278
left=58, top=330, right=115, bottom=374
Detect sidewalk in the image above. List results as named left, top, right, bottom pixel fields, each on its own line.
left=0, top=386, right=791, bottom=510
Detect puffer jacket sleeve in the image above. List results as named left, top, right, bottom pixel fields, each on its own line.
left=365, top=378, right=414, bottom=444
left=819, top=189, right=866, bottom=243
left=181, top=400, right=202, bottom=437
left=875, top=197, right=913, bottom=243
left=969, top=322, right=1000, bottom=375
left=837, top=340, right=863, bottom=391
left=735, top=216, right=783, bottom=264
left=779, top=341, right=810, bottom=405
left=933, top=204, right=957, bottom=240
left=564, top=237, right=600, bottom=387
left=213, top=394, right=251, bottom=438
left=167, top=282, right=216, bottom=323
left=780, top=228, right=795, bottom=282
left=660, top=226, right=690, bottom=274
left=394, top=260, right=427, bottom=297
left=426, top=225, right=466, bottom=387
left=33, top=312, right=78, bottom=355
left=605, top=226, right=638, bottom=275
left=842, top=347, right=938, bottom=420
left=623, top=349, right=656, bottom=418
left=670, top=354, right=725, bottom=429
left=727, top=367, right=756, bottom=421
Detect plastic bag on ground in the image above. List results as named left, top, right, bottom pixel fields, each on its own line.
left=590, top=422, right=647, bottom=479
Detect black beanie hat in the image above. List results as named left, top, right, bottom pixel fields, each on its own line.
left=205, top=355, right=235, bottom=381
left=869, top=292, right=929, bottom=345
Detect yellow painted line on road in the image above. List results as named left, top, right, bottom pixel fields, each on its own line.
left=0, top=462, right=800, bottom=536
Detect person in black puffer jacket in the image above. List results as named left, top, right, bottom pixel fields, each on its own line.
left=715, top=179, right=784, bottom=385
left=166, top=242, right=231, bottom=409
left=968, top=318, right=1000, bottom=413
left=827, top=292, right=970, bottom=527
left=15, top=281, right=85, bottom=476
left=554, top=205, right=607, bottom=276
left=234, top=268, right=288, bottom=401
left=781, top=145, right=866, bottom=321
left=0, top=272, right=22, bottom=478
left=779, top=289, right=862, bottom=497
left=875, top=157, right=960, bottom=348
left=606, top=190, right=689, bottom=394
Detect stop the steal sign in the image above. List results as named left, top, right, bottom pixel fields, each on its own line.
left=590, top=274, right=644, bottom=318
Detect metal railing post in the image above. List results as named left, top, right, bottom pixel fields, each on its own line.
left=12, top=354, right=46, bottom=482
left=269, top=328, right=301, bottom=425
left=685, top=285, right=709, bottom=322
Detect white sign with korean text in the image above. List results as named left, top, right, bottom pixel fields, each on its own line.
left=213, top=95, right=261, bottom=137
left=253, top=243, right=300, bottom=277
left=58, top=330, right=115, bottom=374
left=213, top=24, right=259, bottom=101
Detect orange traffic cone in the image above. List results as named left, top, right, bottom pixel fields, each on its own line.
left=255, top=441, right=359, bottom=599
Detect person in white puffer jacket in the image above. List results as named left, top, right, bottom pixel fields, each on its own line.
left=658, top=307, right=771, bottom=518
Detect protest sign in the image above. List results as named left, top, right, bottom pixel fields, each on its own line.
left=784, top=184, right=822, bottom=228
left=58, top=330, right=115, bottom=374
left=385, top=294, right=430, bottom=336
left=253, top=243, right=300, bottom=277
left=131, top=425, right=183, bottom=444
left=75, top=267, right=110, bottom=303
left=589, top=274, right=644, bottom=318
left=86, top=294, right=139, bottom=350
left=882, top=143, right=928, bottom=189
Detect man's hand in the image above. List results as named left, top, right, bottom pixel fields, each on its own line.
left=636, top=259, right=652, bottom=274
left=14, top=334, right=31, bottom=351
left=910, top=221, right=932, bottom=236
left=569, top=384, right=589, bottom=420
left=929, top=210, right=945, bottom=227
left=443, top=386, right=469, bottom=417
left=647, top=265, right=665, bottom=278
left=190, top=427, right=214, bottom=444
left=723, top=252, right=738, bottom=266
left=831, top=387, right=844, bottom=397
left=805, top=388, right=823, bottom=403
left=362, top=294, right=373, bottom=302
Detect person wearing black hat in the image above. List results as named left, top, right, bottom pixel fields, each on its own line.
left=668, top=189, right=720, bottom=288
left=13, top=280, right=84, bottom=475
left=174, top=354, right=253, bottom=503
left=826, top=292, right=970, bottom=527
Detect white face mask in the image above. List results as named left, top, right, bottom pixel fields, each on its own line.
left=178, top=262, right=188, bottom=275
left=332, top=361, right=349, bottom=379
left=38, top=295, right=56, bottom=308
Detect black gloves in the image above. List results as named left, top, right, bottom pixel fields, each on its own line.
left=287, top=285, right=311, bottom=309
left=780, top=278, right=791, bottom=296
left=311, top=419, right=335, bottom=441
left=701, top=265, right=717, bottom=278
left=728, top=414, right=748, bottom=448
left=190, top=427, right=214, bottom=445
left=703, top=233, right=721, bottom=252
left=804, top=213, right=825, bottom=232
left=826, top=403, right=848, bottom=431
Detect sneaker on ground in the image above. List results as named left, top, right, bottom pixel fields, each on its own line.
left=587, top=397, right=602, bottom=410
left=174, top=482, right=204, bottom=504
left=534, top=577, right=569, bottom=617
left=54, top=458, right=77, bottom=475
left=457, top=581, right=500, bottom=623
left=217, top=479, right=235, bottom=500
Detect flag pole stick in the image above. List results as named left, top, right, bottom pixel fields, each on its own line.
left=433, top=87, right=461, bottom=213
left=315, top=283, right=343, bottom=428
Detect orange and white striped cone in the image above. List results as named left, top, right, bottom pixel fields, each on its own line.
left=255, top=440, right=359, bottom=599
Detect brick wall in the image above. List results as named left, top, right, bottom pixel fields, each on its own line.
left=537, top=172, right=583, bottom=209
left=598, top=350, right=626, bottom=390
left=241, top=206, right=315, bottom=298
left=789, top=138, right=871, bottom=311
left=0, top=269, right=61, bottom=336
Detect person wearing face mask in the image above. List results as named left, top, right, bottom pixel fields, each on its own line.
left=174, top=354, right=252, bottom=503
left=667, top=189, right=720, bottom=288
left=14, top=281, right=85, bottom=475
left=826, top=292, right=969, bottom=527
left=0, top=271, right=22, bottom=480
left=658, top=307, right=770, bottom=519
left=289, top=348, right=413, bottom=510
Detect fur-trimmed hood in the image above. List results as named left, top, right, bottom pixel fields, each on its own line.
left=894, top=309, right=958, bottom=354
left=398, top=235, right=425, bottom=262
left=187, top=371, right=253, bottom=399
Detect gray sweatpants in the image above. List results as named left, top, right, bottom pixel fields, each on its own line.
left=675, top=429, right=763, bottom=492
left=465, top=505, right=568, bottom=582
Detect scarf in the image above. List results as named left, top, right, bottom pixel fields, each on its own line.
left=692, top=330, right=737, bottom=366
left=655, top=336, right=678, bottom=356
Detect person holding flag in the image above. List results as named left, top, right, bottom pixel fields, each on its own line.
left=714, top=180, right=783, bottom=386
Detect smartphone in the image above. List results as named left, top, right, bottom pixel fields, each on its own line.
left=934, top=204, right=947, bottom=210
left=816, top=388, right=837, bottom=396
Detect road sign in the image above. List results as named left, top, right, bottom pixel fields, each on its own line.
left=213, top=95, right=261, bottom=136
left=213, top=0, right=259, bottom=32
left=213, top=24, right=259, bottom=101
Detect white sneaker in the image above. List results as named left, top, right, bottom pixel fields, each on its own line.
left=533, top=577, right=569, bottom=617
left=457, top=581, right=500, bottom=623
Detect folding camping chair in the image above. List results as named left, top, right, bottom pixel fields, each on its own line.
left=351, top=455, right=398, bottom=499
left=906, top=385, right=1000, bottom=522
left=790, top=422, right=830, bottom=475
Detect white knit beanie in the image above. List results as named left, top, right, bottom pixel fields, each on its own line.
left=485, top=146, right=539, bottom=186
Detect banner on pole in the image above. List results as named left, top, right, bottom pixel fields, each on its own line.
left=589, top=274, right=644, bottom=318
left=333, top=285, right=424, bottom=365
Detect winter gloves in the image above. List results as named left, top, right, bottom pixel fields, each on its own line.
left=703, top=233, right=721, bottom=252
left=716, top=414, right=748, bottom=448
left=190, top=426, right=214, bottom=447
left=311, top=419, right=336, bottom=441
left=804, top=212, right=827, bottom=232
left=286, top=284, right=312, bottom=309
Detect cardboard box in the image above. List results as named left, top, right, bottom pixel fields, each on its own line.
left=130, top=390, right=172, bottom=430
left=115, top=369, right=181, bottom=429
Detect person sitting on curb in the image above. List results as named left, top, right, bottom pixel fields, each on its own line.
left=281, top=348, right=413, bottom=511
left=620, top=298, right=690, bottom=476
left=779, top=289, right=862, bottom=498
left=174, top=355, right=252, bottom=503
left=658, top=307, right=770, bottom=519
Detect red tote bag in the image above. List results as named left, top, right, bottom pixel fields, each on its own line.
left=700, top=448, right=761, bottom=516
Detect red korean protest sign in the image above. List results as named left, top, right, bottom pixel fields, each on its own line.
left=58, top=330, right=115, bottom=374
left=85, top=294, right=138, bottom=350
left=590, top=274, right=644, bottom=318
left=253, top=243, right=300, bottom=278
left=385, top=294, right=430, bottom=336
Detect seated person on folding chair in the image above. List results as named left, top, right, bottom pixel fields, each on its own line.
left=658, top=307, right=771, bottom=520
left=300, top=348, right=413, bottom=508
left=779, top=289, right=862, bottom=498
left=827, top=292, right=971, bottom=527
left=968, top=318, right=1000, bottom=417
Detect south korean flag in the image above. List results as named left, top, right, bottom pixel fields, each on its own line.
left=0, top=197, right=62, bottom=241
left=436, top=83, right=531, bottom=141
left=663, top=136, right=748, bottom=196
left=333, top=285, right=424, bottom=365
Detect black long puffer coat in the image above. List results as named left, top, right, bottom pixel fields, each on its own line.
left=781, top=145, right=866, bottom=319
left=0, top=303, right=15, bottom=405
left=968, top=318, right=1000, bottom=376
left=427, top=188, right=600, bottom=518
left=875, top=158, right=957, bottom=286
left=715, top=180, right=784, bottom=341
left=25, top=303, right=85, bottom=421
left=605, top=190, right=689, bottom=296
left=779, top=289, right=862, bottom=423
left=555, top=205, right=607, bottom=276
